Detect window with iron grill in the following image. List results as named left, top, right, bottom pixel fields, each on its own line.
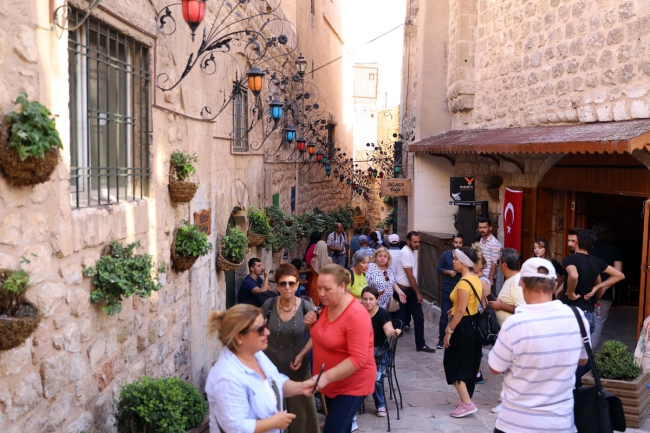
left=232, top=84, right=249, bottom=152
left=291, top=187, right=296, bottom=212
left=68, top=9, right=150, bottom=208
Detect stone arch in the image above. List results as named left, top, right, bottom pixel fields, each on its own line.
left=217, top=179, right=249, bottom=234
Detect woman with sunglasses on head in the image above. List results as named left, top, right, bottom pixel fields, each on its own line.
left=261, top=264, right=319, bottom=433
left=361, top=286, right=402, bottom=417
left=206, top=304, right=316, bottom=433
left=366, top=247, right=407, bottom=312
left=294, top=264, right=376, bottom=433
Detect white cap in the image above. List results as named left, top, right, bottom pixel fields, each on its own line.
left=520, top=257, right=557, bottom=279
left=388, top=234, right=400, bottom=244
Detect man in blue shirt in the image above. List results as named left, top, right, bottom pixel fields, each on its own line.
left=436, top=234, right=464, bottom=349
left=238, top=258, right=271, bottom=305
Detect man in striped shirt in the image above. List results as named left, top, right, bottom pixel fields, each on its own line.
left=477, top=217, right=502, bottom=287
left=488, top=257, right=589, bottom=433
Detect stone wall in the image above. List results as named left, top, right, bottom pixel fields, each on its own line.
left=0, top=0, right=349, bottom=431
left=461, top=0, right=650, bottom=129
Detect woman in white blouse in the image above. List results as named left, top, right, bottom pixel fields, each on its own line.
left=205, top=304, right=315, bottom=433
left=366, top=247, right=407, bottom=309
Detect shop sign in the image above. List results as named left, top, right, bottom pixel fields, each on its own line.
left=380, top=178, right=411, bottom=197
left=193, top=209, right=212, bottom=235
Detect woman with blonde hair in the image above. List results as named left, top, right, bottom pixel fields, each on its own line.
left=309, top=240, right=332, bottom=306
left=205, top=304, right=315, bottom=433
left=366, top=247, right=407, bottom=310
left=293, top=264, right=376, bottom=433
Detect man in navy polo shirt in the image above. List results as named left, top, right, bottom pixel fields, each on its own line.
left=238, top=258, right=271, bottom=305
left=435, top=234, right=464, bottom=349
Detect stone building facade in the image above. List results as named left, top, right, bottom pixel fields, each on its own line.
left=0, top=0, right=349, bottom=432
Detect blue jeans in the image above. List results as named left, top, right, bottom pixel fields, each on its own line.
left=329, top=253, right=346, bottom=268
left=438, top=295, right=453, bottom=341
left=372, top=348, right=390, bottom=409
left=583, top=309, right=595, bottom=334
left=323, top=395, right=365, bottom=433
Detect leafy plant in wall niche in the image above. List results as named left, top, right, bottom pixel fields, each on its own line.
left=172, top=220, right=214, bottom=272
left=217, top=226, right=249, bottom=271
left=0, top=265, right=40, bottom=351
left=168, top=149, right=199, bottom=203
left=83, top=240, right=163, bottom=315
left=0, top=92, right=63, bottom=186
left=248, top=206, right=271, bottom=247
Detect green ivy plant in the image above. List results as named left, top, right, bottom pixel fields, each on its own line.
left=175, top=221, right=213, bottom=258
left=115, top=376, right=207, bottom=433
left=83, top=240, right=163, bottom=316
left=220, top=226, right=248, bottom=264
left=248, top=206, right=271, bottom=236
left=170, top=149, right=198, bottom=181
left=5, top=92, right=63, bottom=160
left=595, top=340, right=642, bottom=381
left=0, top=269, right=29, bottom=314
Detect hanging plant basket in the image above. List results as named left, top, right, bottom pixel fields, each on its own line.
left=0, top=301, right=40, bottom=351
left=217, top=252, right=244, bottom=272
left=247, top=232, right=267, bottom=247
left=171, top=230, right=199, bottom=272
left=0, top=122, right=59, bottom=186
left=487, top=187, right=500, bottom=200
left=169, top=181, right=198, bottom=203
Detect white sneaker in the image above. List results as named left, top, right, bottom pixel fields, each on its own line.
left=351, top=418, right=359, bottom=431
left=491, top=404, right=502, bottom=414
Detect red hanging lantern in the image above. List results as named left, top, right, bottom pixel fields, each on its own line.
left=351, top=182, right=357, bottom=189
left=378, top=171, right=384, bottom=179
left=315, top=151, right=324, bottom=162
left=182, top=0, right=206, bottom=42
left=296, top=138, right=306, bottom=153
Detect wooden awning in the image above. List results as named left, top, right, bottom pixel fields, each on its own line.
left=408, top=119, right=650, bottom=155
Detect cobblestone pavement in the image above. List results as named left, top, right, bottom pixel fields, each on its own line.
left=355, top=315, right=650, bottom=433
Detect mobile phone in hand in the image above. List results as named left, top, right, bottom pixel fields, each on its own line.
left=487, top=293, right=497, bottom=302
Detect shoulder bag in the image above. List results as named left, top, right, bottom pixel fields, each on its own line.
left=462, top=278, right=500, bottom=346
left=569, top=306, right=626, bottom=433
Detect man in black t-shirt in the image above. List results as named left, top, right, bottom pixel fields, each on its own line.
left=563, top=229, right=624, bottom=334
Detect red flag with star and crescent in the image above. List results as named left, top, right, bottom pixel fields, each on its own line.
left=503, top=188, right=523, bottom=252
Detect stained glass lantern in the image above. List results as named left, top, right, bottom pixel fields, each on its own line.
left=182, top=0, right=206, bottom=41
left=247, top=66, right=265, bottom=97
left=285, top=125, right=297, bottom=143
left=269, top=99, right=283, bottom=121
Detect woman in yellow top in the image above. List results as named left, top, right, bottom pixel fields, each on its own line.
left=347, top=250, right=371, bottom=299
left=442, top=245, right=483, bottom=419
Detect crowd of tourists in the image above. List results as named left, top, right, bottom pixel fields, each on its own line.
left=204, top=218, right=638, bottom=433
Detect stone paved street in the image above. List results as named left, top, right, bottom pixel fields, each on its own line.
left=355, top=312, right=650, bottom=433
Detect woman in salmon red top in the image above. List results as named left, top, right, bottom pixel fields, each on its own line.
left=292, top=264, right=376, bottom=433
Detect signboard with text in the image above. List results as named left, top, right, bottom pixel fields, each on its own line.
left=450, top=177, right=475, bottom=201
left=380, top=178, right=411, bottom=197
left=193, top=209, right=212, bottom=235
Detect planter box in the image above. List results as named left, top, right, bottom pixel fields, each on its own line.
left=582, top=371, right=650, bottom=428
left=187, top=415, right=210, bottom=433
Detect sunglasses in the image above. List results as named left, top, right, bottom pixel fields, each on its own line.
left=383, top=270, right=390, bottom=282
left=278, top=280, right=298, bottom=287
left=242, top=322, right=268, bottom=336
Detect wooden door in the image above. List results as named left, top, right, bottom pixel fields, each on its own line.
left=520, top=188, right=536, bottom=260
left=536, top=188, right=553, bottom=248
left=638, top=199, right=650, bottom=337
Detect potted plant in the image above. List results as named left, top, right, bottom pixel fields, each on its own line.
left=172, top=221, right=214, bottom=272
left=115, top=376, right=207, bottom=433
left=0, top=268, right=40, bottom=351
left=217, top=226, right=248, bottom=271
left=383, top=196, right=394, bottom=206
left=83, top=240, right=165, bottom=316
left=169, top=149, right=199, bottom=203
left=582, top=340, right=650, bottom=428
left=247, top=207, right=271, bottom=247
left=0, top=92, right=62, bottom=186
left=481, top=175, right=503, bottom=200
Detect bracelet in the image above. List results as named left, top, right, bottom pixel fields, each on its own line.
left=446, top=326, right=454, bottom=334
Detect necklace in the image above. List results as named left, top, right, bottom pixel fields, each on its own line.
left=276, top=304, right=299, bottom=349
left=279, top=298, right=297, bottom=312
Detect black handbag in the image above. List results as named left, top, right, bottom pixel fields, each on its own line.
left=569, top=306, right=626, bottom=433
left=462, top=278, right=500, bottom=346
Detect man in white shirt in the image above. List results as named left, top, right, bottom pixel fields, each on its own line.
left=489, top=257, right=589, bottom=433
left=478, top=217, right=502, bottom=287
left=395, top=231, right=435, bottom=353
left=489, top=248, right=524, bottom=326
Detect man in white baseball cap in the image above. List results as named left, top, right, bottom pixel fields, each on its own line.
left=488, top=257, right=590, bottom=433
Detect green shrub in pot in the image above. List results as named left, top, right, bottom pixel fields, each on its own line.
left=176, top=221, right=213, bottom=258
left=595, top=340, right=642, bottom=381
left=220, top=226, right=248, bottom=264
left=248, top=206, right=271, bottom=236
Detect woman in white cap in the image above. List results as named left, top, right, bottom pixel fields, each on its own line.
left=442, top=245, right=484, bottom=418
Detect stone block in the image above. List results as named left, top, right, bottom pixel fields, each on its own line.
left=631, top=100, right=650, bottom=118
left=586, top=72, right=599, bottom=87
left=599, top=50, right=614, bottom=68
left=60, top=259, right=83, bottom=286
left=582, top=53, right=598, bottom=70
left=30, top=182, right=52, bottom=204
left=53, top=312, right=69, bottom=329
left=566, top=108, right=579, bottom=121
left=148, top=320, right=158, bottom=344
left=105, top=327, right=119, bottom=357
left=557, top=43, right=569, bottom=59
left=35, top=281, right=65, bottom=318
left=570, top=39, right=585, bottom=56
left=69, top=353, right=87, bottom=382
left=87, top=334, right=106, bottom=368
left=117, top=319, right=135, bottom=343
left=53, top=334, right=64, bottom=350
left=75, top=373, right=98, bottom=407
left=30, top=322, right=50, bottom=366
left=65, top=411, right=93, bottom=433
left=22, top=212, right=48, bottom=243
left=13, top=24, right=38, bottom=63
left=97, top=350, right=123, bottom=391
left=625, top=84, right=648, bottom=98
left=123, top=336, right=137, bottom=363
left=0, top=212, right=21, bottom=246
left=597, top=103, right=613, bottom=121
left=66, top=286, right=90, bottom=317
left=586, top=32, right=605, bottom=50
left=607, top=27, right=625, bottom=45
left=128, top=360, right=145, bottom=383
left=8, top=373, right=43, bottom=421
left=40, top=351, right=70, bottom=398
left=618, top=1, right=635, bottom=20
left=0, top=340, right=31, bottom=376
left=573, top=1, right=586, bottom=18
left=63, top=322, right=81, bottom=353
left=616, top=63, right=634, bottom=83
left=137, top=331, right=149, bottom=352
left=618, top=44, right=631, bottom=62
left=22, top=244, right=52, bottom=286
left=79, top=317, right=95, bottom=342
left=94, top=392, right=115, bottom=432
left=44, top=392, right=73, bottom=431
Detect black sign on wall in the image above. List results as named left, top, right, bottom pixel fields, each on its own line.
left=450, top=177, right=476, bottom=201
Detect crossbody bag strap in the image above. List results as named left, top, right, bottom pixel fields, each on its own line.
left=460, top=278, right=484, bottom=316
left=568, top=306, right=603, bottom=393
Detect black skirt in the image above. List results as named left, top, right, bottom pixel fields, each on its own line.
left=443, top=315, right=483, bottom=385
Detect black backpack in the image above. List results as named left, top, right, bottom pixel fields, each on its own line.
left=462, top=278, right=500, bottom=346
left=254, top=290, right=278, bottom=308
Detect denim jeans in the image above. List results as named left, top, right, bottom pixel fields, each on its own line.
left=329, top=253, right=346, bottom=268
left=402, top=288, right=426, bottom=348
left=592, top=299, right=612, bottom=348
left=583, top=309, right=595, bottom=334
left=438, top=296, right=453, bottom=341
left=372, top=348, right=390, bottom=409
left=323, top=395, right=365, bottom=433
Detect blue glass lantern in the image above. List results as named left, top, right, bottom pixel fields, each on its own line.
left=325, top=163, right=331, bottom=171
left=284, top=124, right=297, bottom=142
left=269, top=99, right=283, bottom=121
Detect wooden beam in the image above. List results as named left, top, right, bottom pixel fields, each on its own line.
left=427, top=152, right=456, bottom=166
left=478, top=154, right=500, bottom=167
left=496, top=153, right=525, bottom=174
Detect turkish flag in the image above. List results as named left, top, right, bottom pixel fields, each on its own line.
left=503, top=188, right=523, bottom=252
